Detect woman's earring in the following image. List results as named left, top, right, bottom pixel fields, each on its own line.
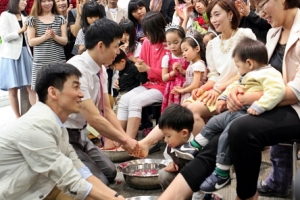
left=230, top=18, right=232, bottom=22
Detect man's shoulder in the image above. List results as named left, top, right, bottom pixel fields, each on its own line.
left=67, top=55, right=88, bottom=71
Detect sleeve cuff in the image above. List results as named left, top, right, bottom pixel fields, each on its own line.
left=78, top=166, right=93, bottom=179
left=218, top=95, right=227, bottom=101
left=83, top=182, right=92, bottom=199
left=250, top=102, right=265, bottom=114
left=288, top=82, right=300, bottom=101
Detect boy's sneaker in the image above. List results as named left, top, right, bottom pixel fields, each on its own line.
left=173, top=142, right=199, bottom=160
left=257, top=180, right=290, bottom=197
left=200, top=172, right=231, bottom=193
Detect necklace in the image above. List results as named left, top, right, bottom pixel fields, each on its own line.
left=220, top=30, right=235, bottom=54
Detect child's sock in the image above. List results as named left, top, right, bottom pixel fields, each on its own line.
left=215, top=163, right=230, bottom=178
left=190, top=139, right=203, bottom=150
left=194, top=133, right=209, bottom=148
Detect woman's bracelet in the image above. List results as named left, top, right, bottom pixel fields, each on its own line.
left=213, top=85, right=222, bottom=94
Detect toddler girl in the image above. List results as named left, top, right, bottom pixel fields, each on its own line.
left=172, top=31, right=207, bottom=104
left=119, top=19, right=142, bottom=63
left=75, top=1, right=104, bottom=54
left=117, top=11, right=168, bottom=140
left=161, top=24, right=189, bottom=113
left=172, top=0, right=193, bottom=25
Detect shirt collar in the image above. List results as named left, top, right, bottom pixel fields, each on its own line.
left=51, top=110, right=63, bottom=128
left=82, top=51, right=101, bottom=74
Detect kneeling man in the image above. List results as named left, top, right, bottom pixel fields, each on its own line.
left=0, top=63, right=124, bottom=200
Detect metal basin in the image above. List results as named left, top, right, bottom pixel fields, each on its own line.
left=117, top=159, right=168, bottom=190
left=126, top=196, right=159, bottom=200
left=102, top=149, right=133, bottom=163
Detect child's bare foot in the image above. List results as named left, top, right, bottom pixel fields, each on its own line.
left=131, top=140, right=150, bottom=158
left=101, top=137, right=117, bottom=150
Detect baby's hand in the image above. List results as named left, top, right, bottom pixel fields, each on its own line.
left=247, top=107, right=259, bottom=115
left=216, top=100, right=227, bottom=113
left=164, top=162, right=179, bottom=172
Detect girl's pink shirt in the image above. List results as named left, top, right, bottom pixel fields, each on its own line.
left=139, top=38, right=169, bottom=94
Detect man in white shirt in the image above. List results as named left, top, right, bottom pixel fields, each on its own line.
left=0, top=63, right=125, bottom=200
left=66, top=18, right=139, bottom=185
left=105, top=0, right=128, bottom=23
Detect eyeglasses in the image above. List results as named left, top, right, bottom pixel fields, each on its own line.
left=256, top=0, right=269, bottom=13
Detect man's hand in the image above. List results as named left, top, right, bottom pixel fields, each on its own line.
left=122, top=137, right=139, bottom=155
left=164, top=162, right=179, bottom=172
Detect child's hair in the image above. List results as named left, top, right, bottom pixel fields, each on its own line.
left=81, top=1, right=104, bottom=33
left=203, top=30, right=217, bottom=46
left=165, top=24, right=186, bottom=40
left=119, top=19, right=137, bottom=54
left=204, top=30, right=217, bottom=39
left=128, top=0, right=149, bottom=24
left=142, top=11, right=167, bottom=44
left=158, top=104, right=194, bottom=133
left=112, top=49, right=127, bottom=65
left=181, top=31, right=206, bottom=64
left=232, top=37, right=268, bottom=65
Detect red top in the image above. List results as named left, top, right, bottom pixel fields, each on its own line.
left=139, top=38, right=169, bottom=94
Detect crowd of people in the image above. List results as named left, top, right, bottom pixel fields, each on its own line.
left=0, top=0, right=300, bottom=199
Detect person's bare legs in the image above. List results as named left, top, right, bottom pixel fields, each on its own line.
left=126, top=117, right=141, bottom=139
left=235, top=192, right=259, bottom=200
left=135, top=125, right=164, bottom=158
left=26, top=86, right=36, bottom=105
left=158, top=174, right=193, bottom=200
left=9, top=88, right=20, bottom=118
left=186, top=101, right=215, bottom=137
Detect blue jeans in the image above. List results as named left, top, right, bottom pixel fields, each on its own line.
left=201, top=107, right=248, bottom=165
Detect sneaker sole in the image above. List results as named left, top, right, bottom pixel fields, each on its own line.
left=258, top=191, right=290, bottom=198
left=201, top=178, right=231, bottom=194
left=173, top=149, right=194, bottom=160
